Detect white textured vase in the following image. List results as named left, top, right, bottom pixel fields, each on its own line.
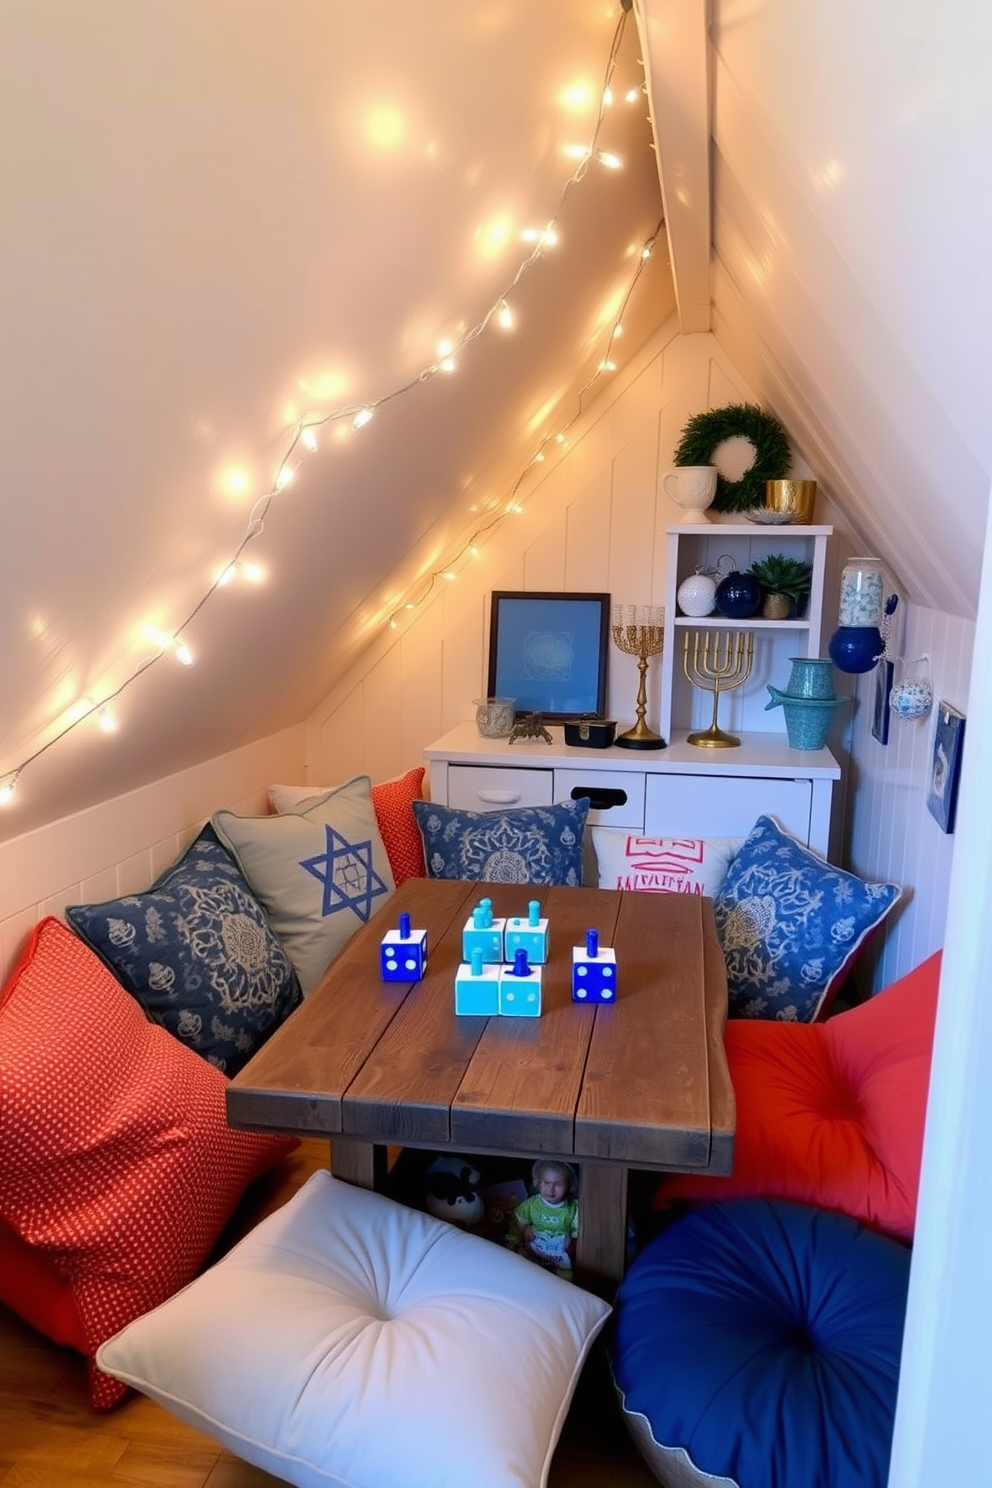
left=662, top=466, right=718, bottom=523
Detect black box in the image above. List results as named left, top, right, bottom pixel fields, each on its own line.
left=563, top=716, right=617, bottom=749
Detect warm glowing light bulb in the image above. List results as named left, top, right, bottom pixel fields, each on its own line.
left=612, top=323, right=624, bottom=339
left=533, top=451, right=546, bottom=464
left=216, top=562, right=238, bottom=587
left=625, top=87, right=642, bottom=103
left=97, top=706, right=118, bottom=734
left=300, top=426, right=319, bottom=452
left=596, top=151, right=622, bottom=170
left=563, top=144, right=590, bottom=161
left=240, top=562, right=265, bottom=584
left=439, top=356, right=457, bottom=374
left=641, top=243, right=654, bottom=259
left=275, top=464, right=295, bottom=490
left=496, top=300, right=514, bottom=330
left=598, top=358, right=617, bottom=372
left=0, top=772, right=19, bottom=805
left=173, top=639, right=194, bottom=667
left=353, top=407, right=375, bottom=430
left=67, top=698, right=96, bottom=724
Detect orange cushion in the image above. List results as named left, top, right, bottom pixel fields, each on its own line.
left=372, top=766, right=427, bottom=886
left=655, top=951, right=941, bottom=1239
left=0, top=918, right=296, bottom=1408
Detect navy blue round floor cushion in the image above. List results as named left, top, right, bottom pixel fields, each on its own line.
left=609, top=1199, right=911, bottom=1488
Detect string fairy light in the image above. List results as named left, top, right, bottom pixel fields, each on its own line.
left=0, top=0, right=653, bottom=806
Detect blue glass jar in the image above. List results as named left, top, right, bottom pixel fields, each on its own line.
left=714, top=568, right=762, bottom=619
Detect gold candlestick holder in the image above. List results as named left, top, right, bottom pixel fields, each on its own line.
left=683, top=630, right=754, bottom=748
left=612, top=604, right=666, bottom=750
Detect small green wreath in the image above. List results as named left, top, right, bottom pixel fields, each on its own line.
left=672, top=402, right=791, bottom=513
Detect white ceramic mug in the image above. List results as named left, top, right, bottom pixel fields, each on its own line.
left=662, top=466, right=718, bottom=523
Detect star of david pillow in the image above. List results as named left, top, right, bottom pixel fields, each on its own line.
left=713, top=815, right=901, bottom=1022
left=412, top=798, right=589, bottom=886
left=213, top=776, right=395, bottom=995
left=66, top=825, right=302, bottom=1075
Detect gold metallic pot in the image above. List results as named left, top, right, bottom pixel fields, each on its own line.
left=765, top=479, right=817, bottom=524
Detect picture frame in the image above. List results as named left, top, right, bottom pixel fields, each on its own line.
left=872, top=658, right=894, bottom=745
left=486, top=591, right=610, bottom=721
left=926, top=701, right=966, bottom=834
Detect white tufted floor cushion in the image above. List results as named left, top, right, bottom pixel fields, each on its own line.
left=98, top=1169, right=611, bottom=1488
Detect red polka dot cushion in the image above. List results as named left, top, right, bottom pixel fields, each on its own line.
left=0, top=917, right=296, bottom=1408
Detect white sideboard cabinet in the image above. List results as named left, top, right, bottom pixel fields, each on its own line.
left=423, top=722, right=839, bottom=856
left=425, top=523, right=842, bottom=857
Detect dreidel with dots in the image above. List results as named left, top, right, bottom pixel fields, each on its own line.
left=462, top=895, right=506, bottom=964
left=504, top=898, right=550, bottom=965
left=571, top=928, right=617, bottom=1003
left=380, top=911, right=428, bottom=982
left=455, top=945, right=501, bottom=1015
left=498, top=947, right=542, bottom=1017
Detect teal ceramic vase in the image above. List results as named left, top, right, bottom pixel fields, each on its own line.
left=785, top=657, right=836, bottom=700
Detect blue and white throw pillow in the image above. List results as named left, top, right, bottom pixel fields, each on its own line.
left=67, top=826, right=302, bottom=1074
left=713, top=815, right=901, bottom=1022
left=412, top=799, right=590, bottom=886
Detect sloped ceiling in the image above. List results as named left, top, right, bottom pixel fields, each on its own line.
left=0, top=1, right=669, bottom=839
left=638, top=0, right=991, bottom=620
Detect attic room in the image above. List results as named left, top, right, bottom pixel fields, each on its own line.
left=1, top=2, right=989, bottom=1485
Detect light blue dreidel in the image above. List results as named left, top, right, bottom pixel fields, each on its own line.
left=572, top=928, right=617, bottom=1003
left=498, top=947, right=542, bottom=1017
left=455, top=946, right=501, bottom=1015
left=462, top=896, right=506, bottom=964
left=504, top=899, right=550, bottom=965
left=380, top=911, right=428, bottom=982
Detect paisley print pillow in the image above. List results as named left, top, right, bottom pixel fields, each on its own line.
left=412, top=799, right=589, bottom=886
left=67, top=825, right=301, bottom=1073
left=713, top=815, right=901, bottom=1022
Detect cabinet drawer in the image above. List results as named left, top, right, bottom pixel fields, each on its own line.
left=446, top=765, right=554, bottom=811
left=553, top=769, right=645, bottom=830
left=645, top=774, right=812, bottom=844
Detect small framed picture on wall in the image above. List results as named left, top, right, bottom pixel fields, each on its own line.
left=926, top=701, right=966, bottom=833
left=872, top=658, right=894, bottom=745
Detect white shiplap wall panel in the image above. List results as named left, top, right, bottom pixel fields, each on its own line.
left=849, top=602, right=974, bottom=991
left=0, top=726, right=306, bottom=982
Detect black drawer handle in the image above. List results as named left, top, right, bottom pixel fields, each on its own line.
left=570, top=786, right=628, bottom=811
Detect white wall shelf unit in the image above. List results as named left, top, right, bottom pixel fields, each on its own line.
left=660, top=523, right=834, bottom=746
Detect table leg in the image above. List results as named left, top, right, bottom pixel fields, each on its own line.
left=576, top=1162, right=628, bottom=1295
left=330, top=1139, right=387, bottom=1191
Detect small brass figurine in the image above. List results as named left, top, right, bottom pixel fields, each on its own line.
left=508, top=712, right=553, bottom=745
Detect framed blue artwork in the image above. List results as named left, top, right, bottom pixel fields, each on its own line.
left=927, top=701, right=965, bottom=833
left=486, top=591, right=610, bottom=720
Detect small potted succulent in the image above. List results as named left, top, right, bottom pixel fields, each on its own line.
left=749, top=553, right=814, bottom=619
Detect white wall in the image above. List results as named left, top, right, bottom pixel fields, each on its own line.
left=0, top=725, right=306, bottom=983
left=847, top=604, right=974, bottom=992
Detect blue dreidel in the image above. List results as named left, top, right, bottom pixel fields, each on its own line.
left=455, top=945, right=501, bottom=1015
left=498, top=947, right=542, bottom=1017
left=504, top=897, right=550, bottom=965
left=380, top=910, right=428, bottom=982
left=462, top=897, right=506, bottom=963
left=571, top=927, right=617, bottom=1003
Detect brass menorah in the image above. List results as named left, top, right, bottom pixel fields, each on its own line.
left=612, top=604, right=666, bottom=750
left=683, top=630, right=755, bottom=748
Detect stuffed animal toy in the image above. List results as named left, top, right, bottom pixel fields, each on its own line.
left=423, top=1155, right=485, bottom=1230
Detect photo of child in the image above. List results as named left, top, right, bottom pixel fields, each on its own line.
left=508, top=1159, right=579, bottom=1279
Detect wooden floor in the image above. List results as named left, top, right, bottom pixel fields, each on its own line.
left=0, top=1141, right=658, bottom=1488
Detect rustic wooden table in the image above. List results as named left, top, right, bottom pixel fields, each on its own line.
left=226, top=878, right=735, bottom=1290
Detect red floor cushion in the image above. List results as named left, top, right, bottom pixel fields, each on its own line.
left=655, top=951, right=941, bottom=1239
left=0, top=917, right=296, bottom=1408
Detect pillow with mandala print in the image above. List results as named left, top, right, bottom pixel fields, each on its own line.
left=67, top=825, right=302, bottom=1075
left=412, top=799, right=589, bottom=886
left=713, top=815, right=901, bottom=1022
